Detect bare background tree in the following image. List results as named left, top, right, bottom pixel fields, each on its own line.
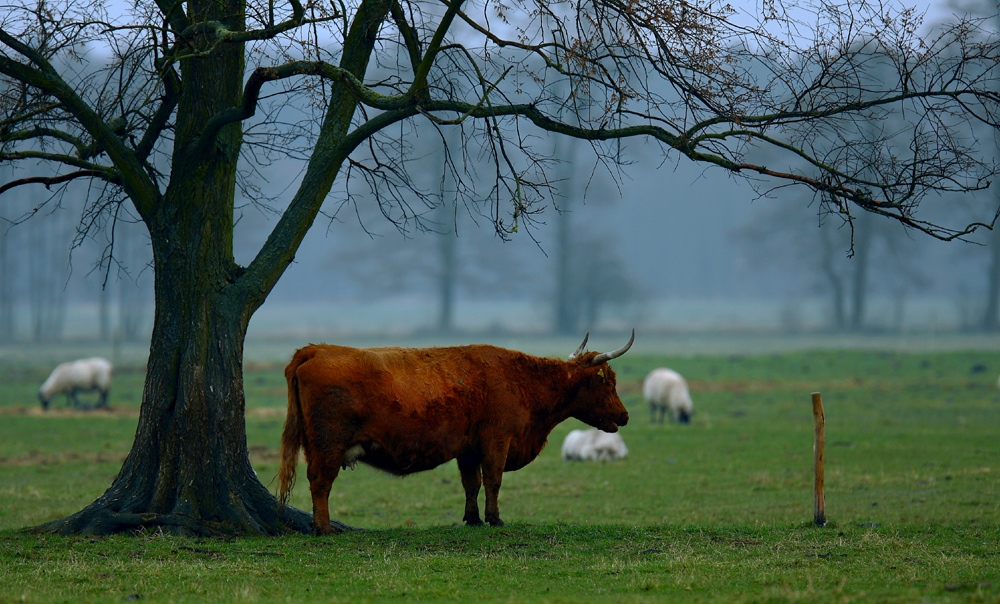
left=2, top=0, right=1000, bottom=536
left=735, top=200, right=930, bottom=332
left=947, top=0, right=1000, bottom=332
left=0, top=215, right=13, bottom=342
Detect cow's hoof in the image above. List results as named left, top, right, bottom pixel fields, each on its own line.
left=487, top=517, right=505, bottom=527
left=314, top=524, right=344, bottom=536
left=463, top=516, right=484, bottom=527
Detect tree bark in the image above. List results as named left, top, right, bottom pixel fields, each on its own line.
left=33, top=170, right=354, bottom=535
left=35, top=307, right=317, bottom=536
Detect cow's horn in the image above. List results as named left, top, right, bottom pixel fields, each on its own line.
left=568, top=332, right=590, bottom=360
left=590, top=329, right=635, bottom=365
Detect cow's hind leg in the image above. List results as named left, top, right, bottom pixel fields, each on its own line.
left=307, top=458, right=344, bottom=535
left=457, top=455, right=483, bottom=526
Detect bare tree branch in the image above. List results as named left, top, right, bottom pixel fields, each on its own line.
left=0, top=169, right=106, bottom=196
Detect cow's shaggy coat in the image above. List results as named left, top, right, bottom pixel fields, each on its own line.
left=643, top=367, right=693, bottom=424
left=38, top=357, right=112, bottom=410
left=561, top=428, right=629, bottom=461
left=278, top=332, right=633, bottom=534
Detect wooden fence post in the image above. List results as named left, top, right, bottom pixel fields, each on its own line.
left=812, top=392, right=826, bottom=526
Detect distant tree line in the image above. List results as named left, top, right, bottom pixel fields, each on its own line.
left=0, top=181, right=151, bottom=343
left=320, top=116, right=645, bottom=336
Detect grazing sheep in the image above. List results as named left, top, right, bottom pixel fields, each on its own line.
left=38, top=357, right=112, bottom=410
left=561, top=428, right=629, bottom=461
left=643, top=368, right=693, bottom=424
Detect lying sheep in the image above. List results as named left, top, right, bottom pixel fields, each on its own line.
left=38, top=357, right=112, bottom=410
left=561, top=428, right=628, bottom=461
left=643, top=367, right=693, bottom=424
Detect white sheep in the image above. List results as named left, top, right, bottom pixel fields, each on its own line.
left=561, top=428, right=628, bottom=462
left=38, top=357, right=112, bottom=410
left=643, top=367, right=693, bottom=424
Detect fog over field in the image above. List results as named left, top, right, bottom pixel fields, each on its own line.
left=2, top=142, right=995, bottom=348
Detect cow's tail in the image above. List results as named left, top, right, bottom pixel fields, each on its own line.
left=277, top=354, right=307, bottom=509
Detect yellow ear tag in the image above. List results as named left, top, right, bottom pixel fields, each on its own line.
left=597, top=368, right=605, bottom=378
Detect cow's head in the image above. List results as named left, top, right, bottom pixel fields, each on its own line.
left=567, top=330, right=634, bottom=432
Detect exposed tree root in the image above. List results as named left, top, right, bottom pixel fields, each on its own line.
left=29, top=496, right=355, bottom=537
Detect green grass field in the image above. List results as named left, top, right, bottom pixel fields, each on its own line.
left=1, top=348, right=998, bottom=602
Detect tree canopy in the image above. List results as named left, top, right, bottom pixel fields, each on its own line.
left=4, top=0, right=1000, bottom=240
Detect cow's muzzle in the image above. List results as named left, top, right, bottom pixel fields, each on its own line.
left=601, top=412, right=628, bottom=432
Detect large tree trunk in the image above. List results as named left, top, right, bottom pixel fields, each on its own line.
left=34, top=0, right=327, bottom=536
left=34, top=171, right=358, bottom=534
left=31, top=0, right=387, bottom=536
left=36, top=301, right=316, bottom=535
left=34, top=174, right=338, bottom=536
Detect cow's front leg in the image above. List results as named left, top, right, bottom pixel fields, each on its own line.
left=457, top=455, right=483, bottom=526
left=481, top=440, right=510, bottom=527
